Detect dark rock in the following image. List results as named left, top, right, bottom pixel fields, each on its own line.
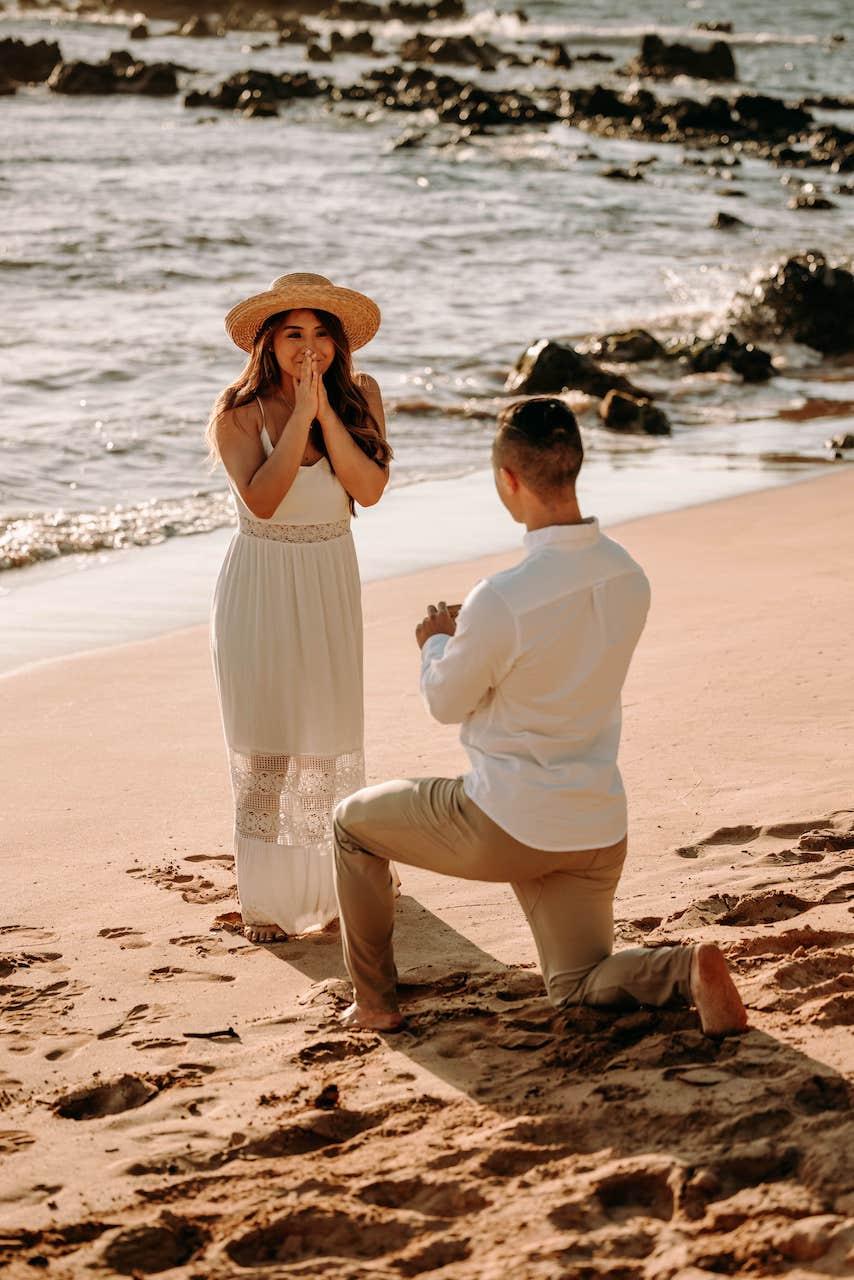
left=712, top=210, right=746, bottom=228
left=399, top=34, right=501, bottom=72
left=562, top=83, right=636, bottom=121
left=807, top=123, right=854, bottom=172
left=277, top=20, right=317, bottom=44
left=186, top=68, right=324, bottom=111
left=731, top=252, right=854, bottom=354
left=576, top=51, right=614, bottom=64
left=801, top=94, right=854, bottom=110
left=48, top=59, right=119, bottom=94
left=689, top=333, right=775, bottom=381
left=126, top=62, right=180, bottom=95
left=330, top=29, right=375, bottom=55
left=599, top=165, right=643, bottom=181
left=356, top=65, right=555, bottom=130
left=0, top=36, right=62, bottom=84
left=587, top=330, right=665, bottom=362
left=600, top=390, right=671, bottom=435
left=178, top=14, right=217, bottom=37
left=544, top=42, right=572, bottom=70
left=731, top=93, right=812, bottom=136
left=129, top=22, right=149, bottom=39
left=628, top=34, right=737, bottom=81
left=696, top=21, right=733, bottom=33
left=0, top=71, right=16, bottom=95
left=306, top=42, right=332, bottom=62
left=241, top=95, right=279, bottom=117
left=789, top=189, right=837, bottom=210
left=506, top=339, right=649, bottom=399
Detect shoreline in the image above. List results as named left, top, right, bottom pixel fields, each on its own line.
left=0, top=455, right=832, bottom=678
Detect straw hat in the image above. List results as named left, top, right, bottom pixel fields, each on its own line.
left=225, top=272, right=381, bottom=353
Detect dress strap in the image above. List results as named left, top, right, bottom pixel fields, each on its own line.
left=256, top=396, right=273, bottom=458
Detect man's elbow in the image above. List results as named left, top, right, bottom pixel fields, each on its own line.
left=422, top=690, right=463, bottom=726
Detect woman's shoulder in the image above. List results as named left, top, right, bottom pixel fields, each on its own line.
left=213, top=398, right=264, bottom=439
left=354, top=370, right=381, bottom=396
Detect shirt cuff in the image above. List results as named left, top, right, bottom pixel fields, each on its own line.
left=420, top=633, right=450, bottom=667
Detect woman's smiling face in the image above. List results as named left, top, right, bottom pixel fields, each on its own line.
left=273, top=309, right=336, bottom=381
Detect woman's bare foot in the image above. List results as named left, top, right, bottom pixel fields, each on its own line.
left=690, top=942, right=749, bottom=1036
left=244, top=924, right=288, bottom=944
left=339, top=1001, right=405, bottom=1032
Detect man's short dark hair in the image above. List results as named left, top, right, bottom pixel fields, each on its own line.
left=493, top=397, right=584, bottom=494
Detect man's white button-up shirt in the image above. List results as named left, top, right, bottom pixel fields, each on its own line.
left=420, top=519, right=650, bottom=851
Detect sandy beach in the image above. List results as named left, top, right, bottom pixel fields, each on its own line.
left=1, top=470, right=853, bottom=1278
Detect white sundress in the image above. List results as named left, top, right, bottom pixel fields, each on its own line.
left=211, top=413, right=366, bottom=935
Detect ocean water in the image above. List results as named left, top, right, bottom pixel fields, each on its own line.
left=2, top=0, right=853, bottom=573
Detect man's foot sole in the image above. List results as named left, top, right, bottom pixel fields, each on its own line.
left=691, top=942, right=749, bottom=1037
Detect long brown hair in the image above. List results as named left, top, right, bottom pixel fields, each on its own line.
left=206, top=308, right=392, bottom=511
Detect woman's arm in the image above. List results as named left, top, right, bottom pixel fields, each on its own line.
left=317, top=372, right=389, bottom=508
left=213, top=358, right=318, bottom=519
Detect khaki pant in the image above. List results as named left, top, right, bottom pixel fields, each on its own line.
left=333, top=776, right=693, bottom=1014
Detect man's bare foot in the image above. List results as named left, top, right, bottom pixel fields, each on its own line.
left=690, top=942, right=749, bottom=1036
left=339, top=1001, right=405, bottom=1032
left=244, top=924, right=288, bottom=944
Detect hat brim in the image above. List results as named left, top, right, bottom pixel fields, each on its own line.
left=225, top=284, right=380, bottom=353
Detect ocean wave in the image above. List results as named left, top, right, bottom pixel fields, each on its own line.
left=0, top=491, right=235, bottom=572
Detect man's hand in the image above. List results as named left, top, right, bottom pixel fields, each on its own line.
left=415, top=601, right=460, bottom=650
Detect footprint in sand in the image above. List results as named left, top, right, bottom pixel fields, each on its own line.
left=225, top=1208, right=413, bottom=1269
left=184, top=853, right=235, bottom=866
left=593, top=1162, right=676, bottom=1223
left=98, top=927, right=150, bottom=949
left=126, top=865, right=235, bottom=906
left=44, top=1033, right=91, bottom=1062
left=168, top=935, right=226, bottom=958
left=0, top=925, right=59, bottom=945
left=0, top=978, right=88, bottom=1036
left=677, top=814, right=854, bottom=863
left=730, top=925, right=854, bottom=954
left=54, top=1073, right=160, bottom=1120
left=98, top=1003, right=165, bottom=1041
left=358, top=1175, right=489, bottom=1217
left=148, top=966, right=235, bottom=984
left=101, top=1219, right=209, bottom=1275
left=0, top=1130, right=35, bottom=1156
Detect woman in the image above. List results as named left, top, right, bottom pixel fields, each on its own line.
left=208, top=273, right=392, bottom=943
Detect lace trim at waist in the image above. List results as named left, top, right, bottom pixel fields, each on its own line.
left=238, top=515, right=350, bottom=543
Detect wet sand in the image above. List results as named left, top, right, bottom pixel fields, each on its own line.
left=1, top=470, right=853, bottom=1278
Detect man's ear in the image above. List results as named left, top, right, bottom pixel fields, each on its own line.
left=498, top=466, right=520, bottom=495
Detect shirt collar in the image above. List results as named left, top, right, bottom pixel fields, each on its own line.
left=523, top=518, right=600, bottom=552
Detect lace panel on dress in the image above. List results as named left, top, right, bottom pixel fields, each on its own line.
left=230, top=749, right=365, bottom=845
left=239, top=515, right=350, bottom=543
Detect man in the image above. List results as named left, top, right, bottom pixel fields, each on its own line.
left=333, top=396, right=747, bottom=1037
